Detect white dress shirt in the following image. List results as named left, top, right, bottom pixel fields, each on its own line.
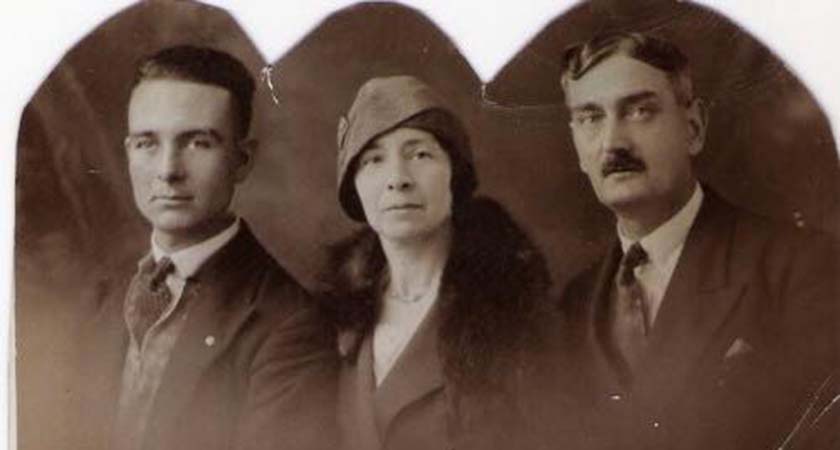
left=618, top=185, right=704, bottom=325
left=151, top=217, right=241, bottom=301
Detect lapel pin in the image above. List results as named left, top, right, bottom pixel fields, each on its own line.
left=204, top=335, right=216, bottom=347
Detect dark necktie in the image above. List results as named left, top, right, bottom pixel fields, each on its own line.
left=126, top=256, right=175, bottom=343
left=612, top=242, right=651, bottom=376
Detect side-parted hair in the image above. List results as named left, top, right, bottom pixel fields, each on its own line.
left=132, top=45, right=255, bottom=139
left=561, top=32, right=695, bottom=105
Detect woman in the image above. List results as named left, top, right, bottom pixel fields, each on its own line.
left=321, top=75, right=565, bottom=450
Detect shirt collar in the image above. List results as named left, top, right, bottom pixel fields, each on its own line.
left=618, top=184, right=704, bottom=266
left=151, top=218, right=241, bottom=279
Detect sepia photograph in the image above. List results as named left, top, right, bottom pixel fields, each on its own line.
left=7, top=1, right=840, bottom=449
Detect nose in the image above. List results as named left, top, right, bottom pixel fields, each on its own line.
left=157, top=143, right=185, bottom=182
left=600, top=115, right=631, bottom=154
left=385, top=159, right=413, bottom=191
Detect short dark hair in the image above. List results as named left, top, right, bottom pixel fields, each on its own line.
left=132, top=45, right=255, bottom=139
left=561, top=32, right=695, bottom=104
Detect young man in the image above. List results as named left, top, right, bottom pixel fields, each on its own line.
left=559, top=32, right=837, bottom=449
left=65, top=46, right=335, bottom=450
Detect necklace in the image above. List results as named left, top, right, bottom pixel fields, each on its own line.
left=384, top=265, right=444, bottom=304
left=385, top=290, right=427, bottom=304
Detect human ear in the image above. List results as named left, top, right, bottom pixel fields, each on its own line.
left=685, top=98, right=708, bottom=156
left=233, top=138, right=257, bottom=182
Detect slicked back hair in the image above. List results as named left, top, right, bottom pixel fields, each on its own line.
left=132, top=45, right=255, bottom=140
left=561, top=32, right=695, bottom=105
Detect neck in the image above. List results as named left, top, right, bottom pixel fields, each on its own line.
left=153, top=215, right=236, bottom=253
left=380, top=225, right=452, bottom=299
left=615, top=182, right=696, bottom=241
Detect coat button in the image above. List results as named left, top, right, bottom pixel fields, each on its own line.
left=609, top=393, right=623, bottom=401
left=204, top=335, right=216, bottom=347
left=652, top=420, right=661, bottom=429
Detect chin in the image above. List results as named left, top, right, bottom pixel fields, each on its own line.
left=380, top=228, right=426, bottom=243
left=380, top=222, right=445, bottom=244
left=149, top=215, right=204, bottom=235
left=598, top=188, right=649, bottom=212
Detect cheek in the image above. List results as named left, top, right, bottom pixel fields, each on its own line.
left=127, top=160, right=152, bottom=188
left=571, top=135, right=596, bottom=172
left=192, top=156, right=236, bottom=182
left=644, top=131, right=692, bottom=172
left=178, top=162, right=236, bottom=211
left=354, top=173, right=382, bottom=212
left=432, top=169, right=453, bottom=214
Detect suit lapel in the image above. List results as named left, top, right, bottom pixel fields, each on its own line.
left=634, top=193, right=746, bottom=407
left=374, top=301, right=445, bottom=440
left=143, top=225, right=270, bottom=447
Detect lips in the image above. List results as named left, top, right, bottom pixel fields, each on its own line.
left=152, top=194, right=193, bottom=203
left=384, top=203, right=423, bottom=211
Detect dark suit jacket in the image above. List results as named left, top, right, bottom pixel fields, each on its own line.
left=778, top=368, right=840, bottom=450
left=63, top=223, right=337, bottom=450
left=562, top=191, right=838, bottom=450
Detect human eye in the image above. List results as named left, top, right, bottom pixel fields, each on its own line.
left=186, top=133, right=218, bottom=150
left=414, top=149, right=433, bottom=160
left=626, top=102, right=659, bottom=121
left=411, top=140, right=446, bottom=160
left=359, top=152, right=383, bottom=168
left=126, top=135, right=157, bottom=151
left=571, top=110, right=604, bottom=127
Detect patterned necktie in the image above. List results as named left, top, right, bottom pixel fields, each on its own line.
left=612, top=242, right=651, bottom=376
left=126, top=256, right=175, bottom=343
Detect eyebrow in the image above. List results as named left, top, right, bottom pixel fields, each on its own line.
left=363, top=136, right=438, bottom=153
left=360, top=142, right=384, bottom=154
left=617, top=91, right=658, bottom=108
left=180, top=128, right=226, bottom=143
left=126, top=128, right=226, bottom=142
left=568, top=103, right=603, bottom=114
left=401, top=138, right=434, bottom=149
left=125, top=130, right=155, bottom=140
left=569, top=90, right=659, bottom=112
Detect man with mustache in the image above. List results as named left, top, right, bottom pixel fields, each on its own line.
left=558, top=32, right=837, bottom=449
left=65, top=45, right=335, bottom=450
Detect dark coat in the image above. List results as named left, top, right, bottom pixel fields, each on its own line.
left=322, top=197, right=573, bottom=450
left=61, top=223, right=337, bottom=450
left=778, top=369, right=840, bottom=450
left=561, top=190, right=839, bottom=450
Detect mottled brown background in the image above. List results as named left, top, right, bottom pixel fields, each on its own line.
left=15, top=1, right=838, bottom=448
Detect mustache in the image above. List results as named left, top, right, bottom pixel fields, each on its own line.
left=601, top=151, right=646, bottom=177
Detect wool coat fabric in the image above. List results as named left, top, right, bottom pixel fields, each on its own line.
left=778, top=368, right=840, bottom=450
left=56, top=223, right=338, bottom=450
left=322, top=197, right=585, bottom=450
left=560, top=190, right=839, bottom=450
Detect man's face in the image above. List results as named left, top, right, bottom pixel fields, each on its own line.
left=126, top=78, right=252, bottom=250
left=353, top=127, right=453, bottom=244
left=564, top=54, right=705, bottom=217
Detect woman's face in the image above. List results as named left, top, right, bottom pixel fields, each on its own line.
left=354, top=127, right=453, bottom=244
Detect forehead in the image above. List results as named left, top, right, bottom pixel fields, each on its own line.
left=564, top=54, right=675, bottom=108
left=368, top=127, right=440, bottom=150
left=127, top=78, right=234, bottom=134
